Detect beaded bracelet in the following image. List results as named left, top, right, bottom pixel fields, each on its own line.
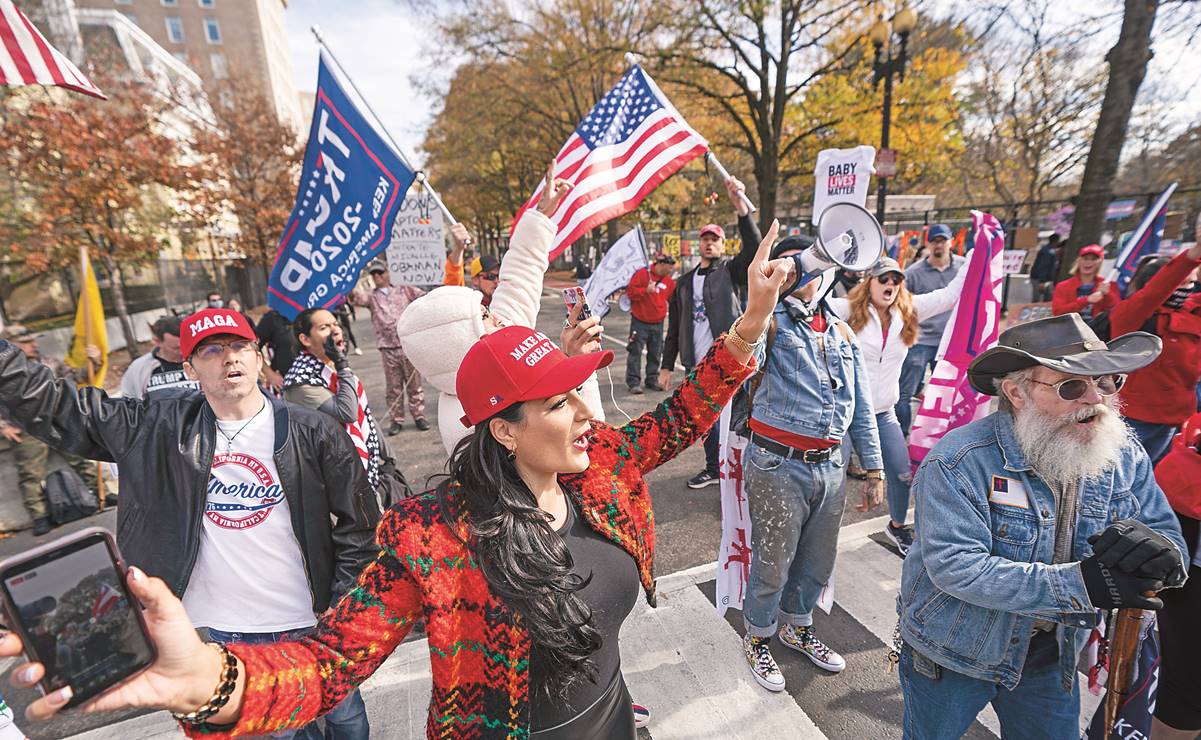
left=172, top=643, right=239, bottom=726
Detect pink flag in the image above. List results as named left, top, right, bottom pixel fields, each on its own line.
left=908, top=211, right=1006, bottom=469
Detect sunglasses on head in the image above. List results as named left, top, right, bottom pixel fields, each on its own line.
left=1028, top=374, right=1125, bottom=401
left=875, top=274, right=904, bottom=286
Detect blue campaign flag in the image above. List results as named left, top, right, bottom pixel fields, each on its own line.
left=1111, top=182, right=1176, bottom=297
left=268, top=53, right=415, bottom=319
left=1084, top=618, right=1160, bottom=740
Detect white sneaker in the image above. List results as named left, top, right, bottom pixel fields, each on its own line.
left=743, top=633, right=786, bottom=692
left=353, top=347, right=363, bottom=356
left=779, top=625, right=846, bottom=673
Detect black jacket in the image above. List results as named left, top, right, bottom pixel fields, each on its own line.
left=662, top=215, right=757, bottom=370
left=0, top=340, right=380, bottom=612
left=1030, top=244, right=1061, bottom=282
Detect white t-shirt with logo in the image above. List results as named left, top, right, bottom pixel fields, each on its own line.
left=691, top=270, right=714, bottom=365
left=182, top=401, right=316, bottom=632
left=812, top=145, right=876, bottom=224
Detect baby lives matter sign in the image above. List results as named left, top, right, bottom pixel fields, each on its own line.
left=385, top=189, right=445, bottom=287
left=268, top=53, right=415, bottom=319
left=812, top=145, right=875, bottom=224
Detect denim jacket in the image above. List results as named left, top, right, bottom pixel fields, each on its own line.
left=898, top=411, right=1187, bottom=691
left=751, top=303, right=883, bottom=469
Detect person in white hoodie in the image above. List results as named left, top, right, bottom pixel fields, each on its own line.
left=825, top=257, right=966, bottom=554
left=395, top=164, right=606, bottom=455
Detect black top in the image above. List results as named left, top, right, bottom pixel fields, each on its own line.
left=529, top=496, right=639, bottom=732
left=255, top=309, right=298, bottom=375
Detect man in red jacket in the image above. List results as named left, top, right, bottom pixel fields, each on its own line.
left=625, top=252, right=677, bottom=394
left=1108, top=241, right=1201, bottom=463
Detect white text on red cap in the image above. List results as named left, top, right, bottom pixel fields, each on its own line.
left=508, top=332, right=554, bottom=367
left=189, top=313, right=242, bottom=337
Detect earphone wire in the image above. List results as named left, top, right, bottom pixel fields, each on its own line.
left=603, top=365, right=634, bottom=423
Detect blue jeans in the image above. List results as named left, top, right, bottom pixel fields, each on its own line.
left=1126, top=418, right=1175, bottom=466
left=205, top=627, right=370, bottom=740
left=896, top=344, right=939, bottom=434
left=899, top=643, right=1079, bottom=740
left=743, top=446, right=846, bottom=636
left=875, top=410, right=914, bottom=526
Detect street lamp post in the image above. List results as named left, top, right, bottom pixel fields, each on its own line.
left=870, top=6, right=916, bottom=226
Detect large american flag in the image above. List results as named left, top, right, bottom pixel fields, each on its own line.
left=516, top=64, right=708, bottom=260
left=0, top=0, right=105, bottom=99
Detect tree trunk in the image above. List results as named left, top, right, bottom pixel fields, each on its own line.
left=756, top=149, right=779, bottom=235
left=1063, top=0, right=1159, bottom=278
left=101, top=253, right=142, bottom=360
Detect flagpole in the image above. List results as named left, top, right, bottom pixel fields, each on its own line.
left=309, top=26, right=463, bottom=231
left=80, top=246, right=106, bottom=511
left=623, top=53, right=756, bottom=214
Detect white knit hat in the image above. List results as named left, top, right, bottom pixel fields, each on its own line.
left=396, top=286, right=486, bottom=395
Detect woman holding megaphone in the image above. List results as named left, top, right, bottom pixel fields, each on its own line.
left=3, top=226, right=795, bottom=739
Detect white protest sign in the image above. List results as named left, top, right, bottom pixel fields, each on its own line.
left=812, top=145, right=875, bottom=225
left=385, top=189, right=445, bottom=287
left=1002, top=250, right=1027, bottom=275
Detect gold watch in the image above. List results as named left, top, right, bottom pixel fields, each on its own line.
left=728, top=315, right=766, bottom=354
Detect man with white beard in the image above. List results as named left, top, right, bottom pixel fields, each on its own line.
left=895, top=313, right=1189, bottom=739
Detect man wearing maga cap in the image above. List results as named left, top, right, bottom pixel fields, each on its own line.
left=624, top=252, right=677, bottom=395
left=896, top=312, right=1187, bottom=738
left=0, top=307, right=380, bottom=738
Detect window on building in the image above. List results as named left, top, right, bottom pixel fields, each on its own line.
left=209, top=53, right=228, bottom=79
left=115, top=0, right=132, bottom=5
left=165, top=16, right=184, bottom=42
left=203, top=18, right=222, bottom=44
left=199, top=0, right=214, bottom=6
left=162, top=0, right=178, bottom=6
left=120, top=12, right=137, bottom=23
left=173, top=51, right=189, bottom=65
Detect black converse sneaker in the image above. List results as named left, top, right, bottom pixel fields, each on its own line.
left=743, top=633, right=786, bottom=691
left=779, top=625, right=846, bottom=673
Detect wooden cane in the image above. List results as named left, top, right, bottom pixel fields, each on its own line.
left=1104, top=607, right=1146, bottom=732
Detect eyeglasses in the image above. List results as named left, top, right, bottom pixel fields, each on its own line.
left=479, top=271, right=499, bottom=281
left=876, top=274, right=904, bottom=286
left=1028, top=374, right=1125, bottom=401
left=192, top=339, right=258, bottom=361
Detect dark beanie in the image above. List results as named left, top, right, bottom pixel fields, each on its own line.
left=770, top=234, right=813, bottom=260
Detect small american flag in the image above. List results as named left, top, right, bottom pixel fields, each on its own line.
left=516, top=64, right=708, bottom=260
left=0, top=0, right=105, bottom=99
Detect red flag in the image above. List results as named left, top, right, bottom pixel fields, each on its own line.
left=0, top=0, right=105, bottom=99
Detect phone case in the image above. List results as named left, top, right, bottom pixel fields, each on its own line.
left=0, top=527, right=157, bottom=708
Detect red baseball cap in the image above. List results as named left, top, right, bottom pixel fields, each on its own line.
left=1079, top=244, right=1104, bottom=258
left=456, top=326, right=613, bottom=427
left=699, top=223, right=725, bottom=240
left=180, top=308, right=258, bottom=358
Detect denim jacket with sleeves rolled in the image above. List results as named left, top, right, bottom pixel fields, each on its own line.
left=898, top=411, right=1187, bottom=691
left=750, top=302, right=883, bottom=469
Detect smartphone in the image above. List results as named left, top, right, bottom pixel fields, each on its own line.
left=562, top=287, right=594, bottom=322
left=0, top=527, right=155, bottom=709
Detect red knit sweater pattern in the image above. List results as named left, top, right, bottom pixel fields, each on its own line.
left=188, top=341, right=753, bottom=739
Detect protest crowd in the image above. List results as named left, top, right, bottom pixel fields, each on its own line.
left=0, top=5, right=1198, bottom=740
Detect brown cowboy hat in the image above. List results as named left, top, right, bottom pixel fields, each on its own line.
left=968, top=313, right=1161, bottom=396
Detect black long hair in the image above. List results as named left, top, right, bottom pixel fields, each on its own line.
left=432, top=403, right=601, bottom=700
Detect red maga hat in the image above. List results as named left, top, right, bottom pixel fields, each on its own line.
left=180, top=308, right=257, bottom=358
left=456, top=326, right=613, bottom=427
left=1079, top=244, right=1104, bottom=258
left=699, top=223, right=725, bottom=240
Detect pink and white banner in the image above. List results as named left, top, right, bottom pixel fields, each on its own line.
left=908, top=211, right=1006, bottom=469
left=715, top=404, right=752, bottom=617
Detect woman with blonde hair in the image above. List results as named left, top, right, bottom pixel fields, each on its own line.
left=826, top=257, right=965, bottom=553
left=1051, top=243, right=1120, bottom=318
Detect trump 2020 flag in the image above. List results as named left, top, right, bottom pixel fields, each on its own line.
left=908, top=212, right=1006, bottom=469
left=1109, top=182, right=1177, bottom=297
left=582, top=226, right=648, bottom=321
left=514, top=64, right=709, bottom=261
left=1084, top=616, right=1161, bottom=740
left=268, top=53, right=415, bottom=319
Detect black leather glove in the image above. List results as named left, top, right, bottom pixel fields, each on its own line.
left=1087, top=519, right=1186, bottom=586
left=1080, top=555, right=1165, bottom=610
left=324, top=336, right=349, bottom=371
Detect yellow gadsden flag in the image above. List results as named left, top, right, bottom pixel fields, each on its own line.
left=65, top=254, right=108, bottom=387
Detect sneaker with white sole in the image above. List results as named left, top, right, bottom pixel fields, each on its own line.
left=687, top=469, right=720, bottom=489
left=631, top=702, right=650, bottom=729
left=885, top=522, right=914, bottom=556
left=779, top=625, right=846, bottom=673
left=743, top=634, right=786, bottom=691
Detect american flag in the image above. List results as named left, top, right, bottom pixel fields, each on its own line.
left=0, top=0, right=105, bottom=99
left=516, top=64, right=708, bottom=260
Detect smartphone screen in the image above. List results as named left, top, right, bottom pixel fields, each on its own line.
left=1, top=532, right=154, bottom=708
left=563, top=287, right=593, bottom=322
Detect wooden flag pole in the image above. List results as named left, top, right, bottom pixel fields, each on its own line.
left=80, top=246, right=106, bottom=511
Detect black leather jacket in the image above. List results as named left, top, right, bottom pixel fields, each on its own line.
left=0, top=340, right=380, bottom=612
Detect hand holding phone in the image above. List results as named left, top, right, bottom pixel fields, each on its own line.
left=0, top=529, right=220, bottom=721
left=562, top=287, right=593, bottom=324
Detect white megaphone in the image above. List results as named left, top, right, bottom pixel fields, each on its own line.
left=793, top=202, right=886, bottom=294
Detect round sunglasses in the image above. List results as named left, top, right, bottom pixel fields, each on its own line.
left=875, top=273, right=904, bottom=286
left=1028, top=374, right=1125, bottom=401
